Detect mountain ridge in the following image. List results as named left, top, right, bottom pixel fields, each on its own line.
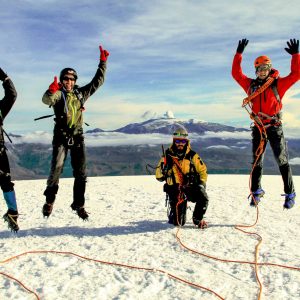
left=86, top=116, right=249, bottom=135
left=4, top=114, right=300, bottom=179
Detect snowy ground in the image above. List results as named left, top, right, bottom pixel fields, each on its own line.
left=0, top=174, right=299, bottom=300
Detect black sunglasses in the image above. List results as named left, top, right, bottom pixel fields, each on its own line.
left=63, top=76, right=75, bottom=81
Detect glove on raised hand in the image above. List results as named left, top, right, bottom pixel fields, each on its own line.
left=99, top=45, right=109, bottom=62
left=236, top=38, right=249, bottom=54
left=284, top=39, right=299, bottom=55
left=48, top=76, right=61, bottom=94
left=0, top=68, right=8, bottom=81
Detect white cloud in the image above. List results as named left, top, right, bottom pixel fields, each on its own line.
left=9, top=129, right=253, bottom=147
left=289, top=157, right=300, bottom=165
left=164, top=111, right=175, bottom=119
left=11, top=131, right=53, bottom=144
left=206, top=145, right=232, bottom=150
left=86, top=132, right=170, bottom=147
left=201, top=131, right=250, bottom=140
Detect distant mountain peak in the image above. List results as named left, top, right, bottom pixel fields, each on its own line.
left=163, top=110, right=175, bottom=119
left=114, top=117, right=248, bottom=135
left=141, top=110, right=176, bottom=121
left=85, top=128, right=104, bottom=134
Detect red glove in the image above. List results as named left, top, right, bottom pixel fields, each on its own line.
left=99, top=45, right=109, bottom=62
left=48, top=76, right=61, bottom=94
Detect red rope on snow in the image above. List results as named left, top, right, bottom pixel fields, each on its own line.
left=0, top=249, right=225, bottom=299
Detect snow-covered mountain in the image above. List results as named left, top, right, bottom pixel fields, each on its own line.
left=86, top=113, right=248, bottom=135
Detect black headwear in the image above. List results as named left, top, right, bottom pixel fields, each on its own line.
left=59, top=68, right=78, bottom=82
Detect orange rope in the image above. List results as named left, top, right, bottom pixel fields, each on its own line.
left=2, top=246, right=299, bottom=300
left=242, top=77, right=275, bottom=107
left=175, top=228, right=300, bottom=269
left=171, top=156, right=187, bottom=226
left=170, top=149, right=266, bottom=299
left=0, top=250, right=225, bottom=300
left=0, top=271, right=40, bottom=300
left=172, top=104, right=290, bottom=300
left=236, top=105, right=267, bottom=299
left=234, top=102, right=267, bottom=299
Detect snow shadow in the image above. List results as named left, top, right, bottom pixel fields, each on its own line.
left=0, top=220, right=170, bottom=239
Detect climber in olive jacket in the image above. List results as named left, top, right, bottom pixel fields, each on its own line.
left=42, top=44, right=109, bottom=220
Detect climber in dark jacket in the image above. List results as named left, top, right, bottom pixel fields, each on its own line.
left=0, top=67, right=19, bottom=232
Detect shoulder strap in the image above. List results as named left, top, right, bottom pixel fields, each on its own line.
left=271, top=78, right=281, bottom=104
left=185, top=150, right=196, bottom=161
left=73, top=88, right=85, bottom=110
left=186, top=150, right=197, bottom=173
left=0, top=109, right=3, bottom=126
left=249, top=79, right=256, bottom=94
left=165, top=149, right=173, bottom=168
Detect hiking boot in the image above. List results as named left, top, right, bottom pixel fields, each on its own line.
left=249, top=188, right=265, bottom=206
left=70, top=203, right=89, bottom=220
left=282, top=192, right=296, bottom=209
left=42, top=202, right=54, bottom=217
left=3, top=211, right=19, bottom=232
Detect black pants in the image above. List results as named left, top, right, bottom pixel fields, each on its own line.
left=165, top=184, right=209, bottom=223
left=251, top=125, right=294, bottom=194
left=45, top=134, right=87, bottom=207
left=0, top=145, right=14, bottom=192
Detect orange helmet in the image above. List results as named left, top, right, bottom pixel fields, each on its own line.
left=254, top=55, right=272, bottom=69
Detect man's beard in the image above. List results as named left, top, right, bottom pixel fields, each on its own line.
left=175, top=146, right=186, bottom=157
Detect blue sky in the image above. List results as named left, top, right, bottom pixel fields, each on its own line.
left=1, top=0, right=300, bottom=134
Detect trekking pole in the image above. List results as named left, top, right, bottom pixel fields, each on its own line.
left=34, top=114, right=55, bottom=121
left=3, top=128, right=12, bottom=144
left=162, top=144, right=166, bottom=165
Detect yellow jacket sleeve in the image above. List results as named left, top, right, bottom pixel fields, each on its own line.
left=192, top=153, right=208, bottom=184
left=155, top=157, right=165, bottom=182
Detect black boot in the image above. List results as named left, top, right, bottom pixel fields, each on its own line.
left=3, top=209, right=19, bottom=232
left=70, top=203, right=89, bottom=220
left=42, top=203, right=54, bottom=217
left=71, top=178, right=88, bottom=220
left=42, top=185, right=58, bottom=217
